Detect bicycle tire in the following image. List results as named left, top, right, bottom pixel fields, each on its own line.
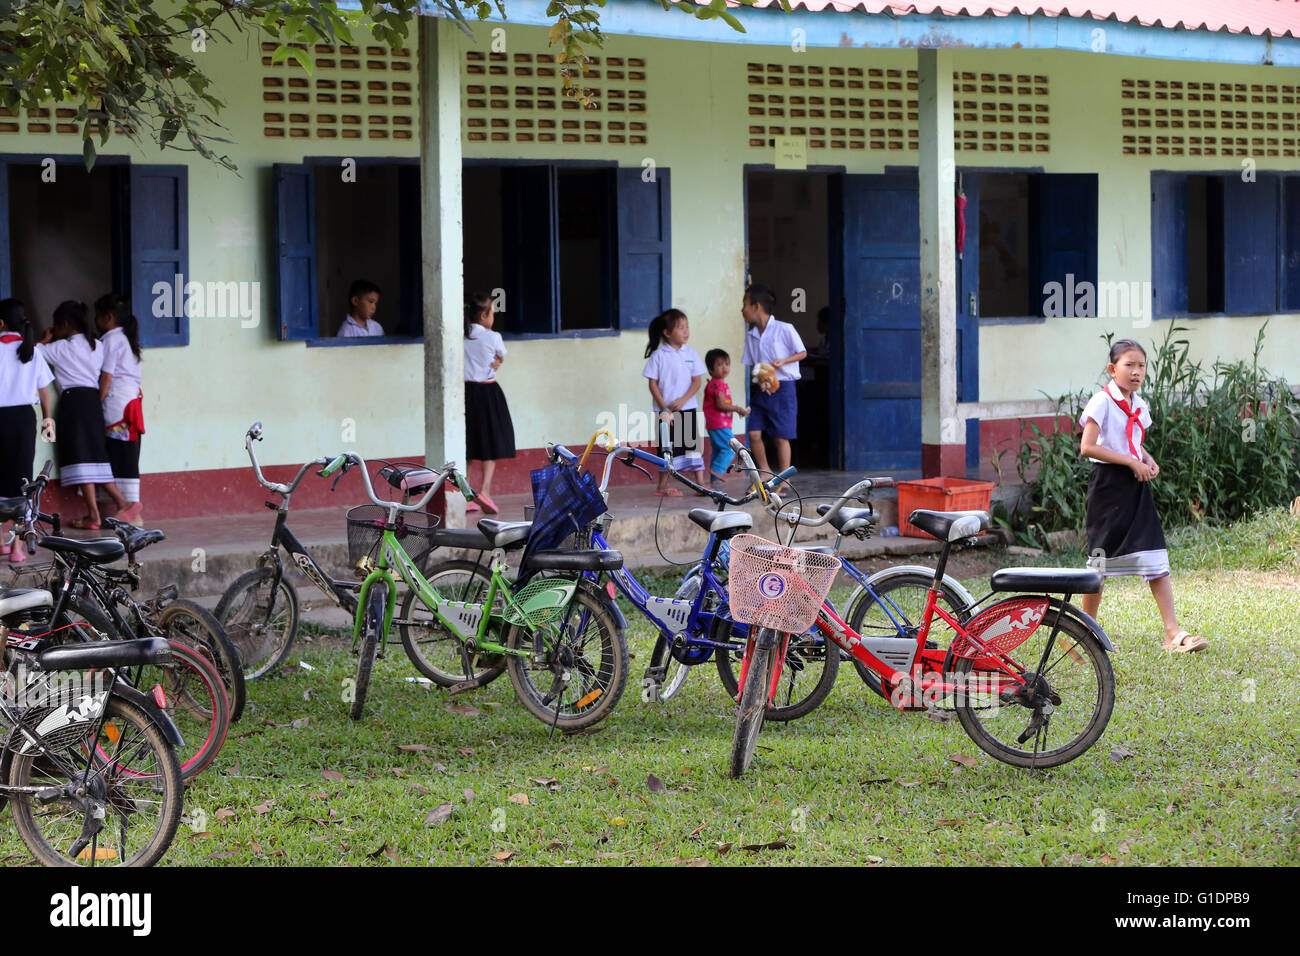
left=215, top=566, right=299, bottom=679
left=350, top=584, right=386, bottom=720
left=398, top=558, right=506, bottom=688
left=952, top=604, right=1115, bottom=769
left=156, top=599, right=247, bottom=723
left=712, top=612, right=838, bottom=721
left=9, top=695, right=184, bottom=867
left=504, top=582, right=628, bottom=731
left=728, top=629, right=779, bottom=778
left=644, top=568, right=714, bottom=703
left=846, top=572, right=971, bottom=702
left=133, top=639, right=231, bottom=780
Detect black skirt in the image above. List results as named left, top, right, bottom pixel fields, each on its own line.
left=56, top=387, right=113, bottom=485
left=464, top=381, right=516, bottom=461
left=1084, top=462, right=1170, bottom=579
left=0, top=404, right=36, bottom=498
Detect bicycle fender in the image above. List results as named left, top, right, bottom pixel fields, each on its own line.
left=113, top=684, right=185, bottom=747
left=1047, top=598, right=1115, bottom=653
left=576, top=579, right=625, bottom=630
left=853, top=565, right=978, bottom=612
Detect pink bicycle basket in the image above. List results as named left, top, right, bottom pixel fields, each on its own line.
left=727, top=534, right=842, bottom=634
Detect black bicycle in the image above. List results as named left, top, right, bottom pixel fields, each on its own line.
left=0, top=587, right=183, bottom=867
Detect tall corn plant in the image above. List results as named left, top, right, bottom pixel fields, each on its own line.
left=1001, top=323, right=1300, bottom=540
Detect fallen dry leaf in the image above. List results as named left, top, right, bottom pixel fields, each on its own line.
left=687, top=823, right=708, bottom=837
left=214, top=808, right=236, bottom=821
left=935, top=819, right=967, bottom=827
left=742, top=840, right=790, bottom=852
left=463, top=788, right=475, bottom=803
left=546, top=841, right=568, bottom=851
left=291, top=717, right=309, bottom=729
left=322, top=770, right=345, bottom=782
left=865, top=854, right=884, bottom=865
left=482, top=701, right=503, bottom=708
left=948, top=754, right=979, bottom=769
left=508, top=792, right=530, bottom=805
left=206, top=850, right=238, bottom=860
left=187, top=831, right=215, bottom=840
left=646, top=773, right=666, bottom=793
left=398, top=744, right=432, bottom=752
left=492, top=850, right=516, bottom=862
left=456, top=747, right=475, bottom=757
left=1110, top=746, right=1136, bottom=761
left=447, top=704, right=482, bottom=716
left=714, top=842, right=733, bottom=854
left=530, top=777, right=558, bottom=787
left=1100, top=854, right=1117, bottom=865
left=252, top=799, right=274, bottom=814
left=425, top=803, right=455, bottom=826
left=250, top=840, right=263, bottom=855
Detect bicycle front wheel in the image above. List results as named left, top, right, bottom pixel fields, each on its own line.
left=9, top=696, right=184, bottom=867
left=133, top=640, right=231, bottom=780
left=847, top=572, right=971, bottom=702
left=215, top=566, right=299, bottom=680
left=156, top=599, right=247, bottom=723
left=712, top=612, right=838, bottom=721
left=504, top=584, right=628, bottom=731
left=399, top=558, right=505, bottom=688
left=729, top=629, right=781, bottom=778
left=953, top=605, right=1115, bottom=769
left=350, top=584, right=386, bottom=720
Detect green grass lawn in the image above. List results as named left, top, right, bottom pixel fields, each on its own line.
left=5, top=512, right=1298, bottom=866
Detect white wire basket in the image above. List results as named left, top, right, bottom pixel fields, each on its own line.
left=726, top=533, right=841, bottom=633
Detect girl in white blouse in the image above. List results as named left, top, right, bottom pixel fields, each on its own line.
left=95, top=294, right=145, bottom=521
left=39, top=301, right=136, bottom=529
left=0, top=299, right=54, bottom=563
left=462, top=293, right=515, bottom=515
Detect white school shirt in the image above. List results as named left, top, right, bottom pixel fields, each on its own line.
left=337, top=314, right=383, bottom=337
left=0, top=337, right=54, bottom=407
left=100, top=327, right=143, bottom=425
left=1079, top=380, right=1152, bottom=464
left=742, top=316, right=805, bottom=381
left=39, top=335, right=105, bottom=391
left=642, top=342, right=704, bottom=411
left=464, top=325, right=506, bottom=383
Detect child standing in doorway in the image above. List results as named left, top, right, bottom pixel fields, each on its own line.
left=702, top=348, right=749, bottom=492
left=463, top=292, right=514, bottom=514
left=642, top=309, right=705, bottom=496
left=1079, top=338, right=1206, bottom=653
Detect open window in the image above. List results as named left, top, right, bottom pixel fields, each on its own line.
left=0, top=157, right=188, bottom=347
left=977, top=172, right=1098, bottom=319
left=1153, top=170, right=1296, bottom=316
left=461, top=162, right=669, bottom=335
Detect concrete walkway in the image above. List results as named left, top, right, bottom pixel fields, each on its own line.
left=6, top=466, right=1016, bottom=627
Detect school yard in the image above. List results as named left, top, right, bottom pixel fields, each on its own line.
left=2, top=511, right=1286, bottom=868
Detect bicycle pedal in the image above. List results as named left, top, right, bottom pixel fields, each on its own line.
left=447, top=680, right=479, bottom=694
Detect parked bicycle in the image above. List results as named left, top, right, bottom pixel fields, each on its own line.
left=1, top=589, right=183, bottom=866
left=726, top=439, right=1116, bottom=777
left=319, top=450, right=629, bottom=730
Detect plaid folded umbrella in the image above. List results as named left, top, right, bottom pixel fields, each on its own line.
left=518, top=461, right=606, bottom=586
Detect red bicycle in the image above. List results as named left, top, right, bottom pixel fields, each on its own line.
left=725, top=443, right=1115, bottom=778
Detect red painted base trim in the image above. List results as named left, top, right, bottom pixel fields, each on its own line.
left=978, top=415, right=1075, bottom=463
left=40, top=441, right=677, bottom=521
left=921, top=443, right=966, bottom=478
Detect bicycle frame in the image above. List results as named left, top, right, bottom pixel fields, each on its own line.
left=262, top=509, right=358, bottom=616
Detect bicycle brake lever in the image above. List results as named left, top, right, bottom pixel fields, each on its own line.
left=628, top=461, right=652, bottom=480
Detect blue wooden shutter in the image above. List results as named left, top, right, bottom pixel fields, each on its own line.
left=1223, top=173, right=1279, bottom=314
left=274, top=164, right=317, bottom=341
left=1151, top=172, right=1188, bottom=317
left=1033, top=174, right=1097, bottom=317
left=502, top=165, right=556, bottom=334
left=616, top=167, right=671, bottom=330
left=0, top=159, right=9, bottom=298
left=130, top=165, right=189, bottom=347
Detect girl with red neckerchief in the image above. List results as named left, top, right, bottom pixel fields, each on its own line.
left=0, top=299, right=54, bottom=563
left=1078, top=338, right=1207, bottom=653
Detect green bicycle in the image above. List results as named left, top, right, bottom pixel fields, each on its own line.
left=318, top=453, right=629, bottom=730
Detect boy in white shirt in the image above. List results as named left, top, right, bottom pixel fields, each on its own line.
left=337, top=279, right=384, bottom=337
left=741, top=283, right=806, bottom=490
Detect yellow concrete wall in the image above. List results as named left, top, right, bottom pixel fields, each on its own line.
left=2, top=20, right=1298, bottom=477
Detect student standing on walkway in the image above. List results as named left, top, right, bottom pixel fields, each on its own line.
left=1079, top=338, right=1206, bottom=653
left=643, top=309, right=706, bottom=496
left=741, top=283, right=806, bottom=490
left=40, top=300, right=137, bottom=529
left=463, top=292, right=513, bottom=515
left=0, top=299, right=54, bottom=563
left=95, top=294, right=146, bottom=523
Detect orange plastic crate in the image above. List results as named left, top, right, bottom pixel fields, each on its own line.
left=896, top=477, right=995, bottom=538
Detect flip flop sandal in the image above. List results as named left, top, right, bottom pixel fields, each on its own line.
left=1164, top=631, right=1208, bottom=653
left=476, top=494, right=499, bottom=515
left=655, top=488, right=683, bottom=498
left=68, top=516, right=101, bottom=531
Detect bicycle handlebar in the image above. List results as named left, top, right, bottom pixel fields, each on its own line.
left=727, top=436, right=894, bottom=528
left=244, top=423, right=329, bottom=497
left=318, top=452, right=450, bottom=513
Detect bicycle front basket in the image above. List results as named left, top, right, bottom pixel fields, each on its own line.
left=345, top=505, right=441, bottom=567
left=727, top=534, right=841, bottom=634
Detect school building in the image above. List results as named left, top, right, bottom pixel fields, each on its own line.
left=3, top=0, right=1300, bottom=518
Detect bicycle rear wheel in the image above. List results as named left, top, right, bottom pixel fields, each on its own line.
left=156, top=599, right=247, bottom=723
left=9, top=696, right=183, bottom=867
left=350, top=584, right=386, bottom=720
left=398, top=558, right=505, bottom=688
left=953, top=605, right=1115, bottom=769
left=712, top=612, right=838, bottom=721
left=728, top=629, right=782, bottom=778
left=215, top=566, right=299, bottom=679
left=132, top=640, right=230, bottom=780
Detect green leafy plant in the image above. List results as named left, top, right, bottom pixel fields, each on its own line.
left=996, top=323, right=1300, bottom=538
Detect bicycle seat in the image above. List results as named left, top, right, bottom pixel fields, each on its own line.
left=906, top=509, right=989, bottom=542
left=687, top=508, right=752, bottom=536
left=476, top=519, right=531, bottom=549
left=0, top=588, right=53, bottom=617
left=0, top=496, right=27, bottom=521
left=430, top=524, right=530, bottom=552
left=34, top=637, right=172, bottom=672
left=522, top=549, right=623, bottom=573
left=379, top=464, right=438, bottom=494
left=815, top=503, right=878, bottom=534
left=37, top=536, right=127, bottom=564
left=104, top=517, right=165, bottom=554
left=990, top=567, right=1103, bottom=594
